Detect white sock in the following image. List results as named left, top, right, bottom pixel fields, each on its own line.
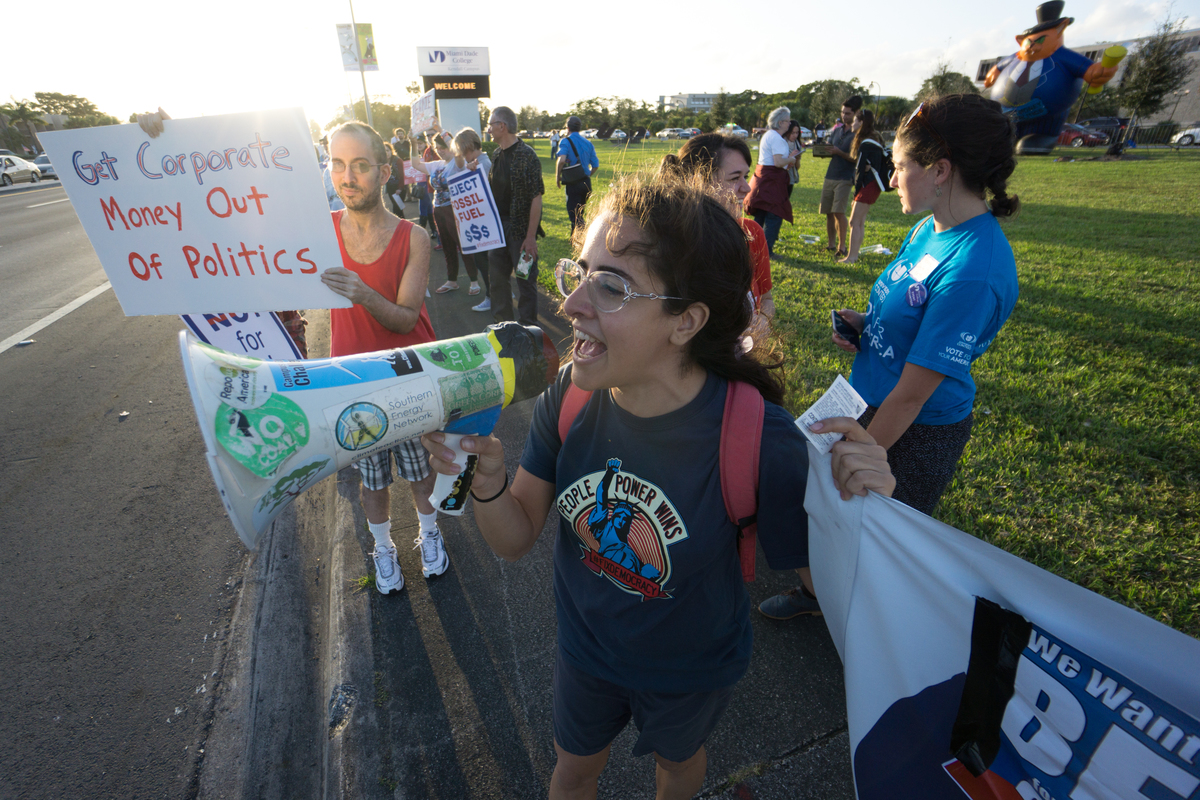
left=417, top=511, right=439, bottom=535
left=369, top=520, right=393, bottom=550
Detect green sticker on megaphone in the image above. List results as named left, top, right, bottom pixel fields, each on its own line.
left=214, top=393, right=310, bottom=478
left=413, top=335, right=491, bottom=372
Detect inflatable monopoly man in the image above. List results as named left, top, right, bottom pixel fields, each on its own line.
left=180, top=322, right=558, bottom=548
left=984, top=1, right=1125, bottom=155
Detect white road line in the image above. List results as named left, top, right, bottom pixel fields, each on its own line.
left=0, top=282, right=113, bottom=355
left=27, top=198, right=70, bottom=208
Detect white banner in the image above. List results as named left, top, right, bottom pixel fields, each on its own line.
left=38, top=109, right=349, bottom=317
left=805, top=447, right=1200, bottom=799
left=411, top=89, right=436, bottom=135
left=337, top=23, right=378, bottom=71
left=181, top=312, right=302, bottom=360
left=416, top=46, right=489, bottom=77
left=447, top=168, right=505, bottom=254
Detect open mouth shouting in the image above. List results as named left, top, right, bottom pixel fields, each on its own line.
left=573, top=328, right=607, bottom=362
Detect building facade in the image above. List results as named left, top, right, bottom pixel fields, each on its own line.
left=658, top=93, right=719, bottom=113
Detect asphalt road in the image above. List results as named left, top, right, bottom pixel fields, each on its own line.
left=0, top=182, right=111, bottom=344
left=0, top=186, right=247, bottom=798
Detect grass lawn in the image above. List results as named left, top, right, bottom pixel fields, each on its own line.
left=524, top=138, right=1200, bottom=638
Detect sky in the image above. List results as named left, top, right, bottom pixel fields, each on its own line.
left=3, top=0, right=1196, bottom=129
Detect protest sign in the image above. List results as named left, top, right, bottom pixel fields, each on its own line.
left=39, top=108, right=349, bottom=317
left=411, top=89, right=436, bottom=135
left=803, top=448, right=1200, bottom=800
left=403, top=160, right=426, bottom=184
left=180, top=312, right=303, bottom=360
left=446, top=168, right=505, bottom=254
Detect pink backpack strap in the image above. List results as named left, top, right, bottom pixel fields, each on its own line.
left=558, top=380, right=593, bottom=444
left=720, top=381, right=764, bottom=582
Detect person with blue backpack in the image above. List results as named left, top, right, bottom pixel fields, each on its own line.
left=421, top=174, right=895, bottom=800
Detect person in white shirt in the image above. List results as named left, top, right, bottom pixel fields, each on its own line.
left=744, top=107, right=801, bottom=259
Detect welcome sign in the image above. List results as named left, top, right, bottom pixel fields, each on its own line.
left=39, top=109, right=349, bottom=316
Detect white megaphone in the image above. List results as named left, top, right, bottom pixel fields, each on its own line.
left=179, top=322, right=559, bottom=548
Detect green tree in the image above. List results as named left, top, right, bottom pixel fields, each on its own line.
left=325, top=100, right=410, bottom=138
left=808, top=80, right=869, bottom=127
left=479, top=102, right=491, bottom=130
left=1115, top=16, right=1196, bottom=120
left=710, top=91, right=730, bottom=129
left=0, top=99, right=46, bottom=151
left=875, top=96, right=915, bottom=129
left=915, top=62, right=980, bottom=102
left=33, top=92, right=98, bottom=117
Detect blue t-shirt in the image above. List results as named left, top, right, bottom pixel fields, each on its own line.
left=850, top=212, right=1018, bottom=425
left=520, top=367, right=809, bottom=693
left=558, top=132, right=599, bottom=176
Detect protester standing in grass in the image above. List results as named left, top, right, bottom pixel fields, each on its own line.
left=422, top=175, right=894, bottom=800
left=784, top=121, right=804, bottom=199
left=839, top=109, right=885, bottom=264
left=761, top=93, right=1020, bottom=620
left=819, top=96, right=862, bottom=258
left=660, top=133, right=775, bottom=346
left=745, top=106, right=801, bottom=260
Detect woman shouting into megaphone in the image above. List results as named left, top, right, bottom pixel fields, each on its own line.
left=422, top=174, right=893, bottom=800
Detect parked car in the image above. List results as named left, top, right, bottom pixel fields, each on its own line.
left=1058, top=123, right=1107, bottom=147
left=582, top=128, right=599, bottom=139
left=33, top=154, right=58, bottom=179
left=675, top=127, right=699, bottom=139
left=1, top=156, right=41, bottom=186
left=1078, top=117, right=1130, bottom=140
left=610, top=129, right=627, bottom=140
left=1170, top=126, right=1200, bottom=146
left=656, top=128, right=681, bottom=139
left=724, top=125, right=749, bottom=138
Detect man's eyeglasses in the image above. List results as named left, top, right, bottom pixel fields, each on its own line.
left=330, top=160, right=385, bottom=174
left=555, top=259, right=682, bottom=313
left=902, top=102, right=952, bottom=158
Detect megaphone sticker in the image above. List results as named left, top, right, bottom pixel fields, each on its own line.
left=334, top=402, right=390, bottom=451
left=254, top=455, right=335, bottom=528
left=438, top=367, right=503, bottom=419
left=414, top=338, right=489, bottom=372
left=215, top=394, right=310, bottom=478
left=207, top=362, right=273, bottom=411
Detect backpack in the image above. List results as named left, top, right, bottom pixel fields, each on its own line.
left=557, top=378, right=765, bottom=582
left=860, top=138, right=896, bottom=192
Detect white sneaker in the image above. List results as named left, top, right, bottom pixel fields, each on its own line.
left=472, top=297, right=492, bottom=312
left=414, top=527, right=448, bottom=578
left=372, top=544, right=404, bottom=594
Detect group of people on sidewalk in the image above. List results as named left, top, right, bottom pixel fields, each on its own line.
left=143, top=92, right=1022, bottom=798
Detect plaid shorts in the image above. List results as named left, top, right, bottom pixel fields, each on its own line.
left=356, top=438, right=431, bottom=491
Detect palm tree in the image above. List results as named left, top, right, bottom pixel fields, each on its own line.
left=0, top=100, right=48, bottom=154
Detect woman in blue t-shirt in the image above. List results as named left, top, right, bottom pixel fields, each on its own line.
left=422, top=176, right=894, bottom=800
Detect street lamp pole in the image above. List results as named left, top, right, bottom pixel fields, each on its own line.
left=868, top=81, right=880, bottom=116
left=1169, top=90, right=1189, bottom=123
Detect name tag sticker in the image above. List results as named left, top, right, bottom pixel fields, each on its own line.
left=909, top=254, right=939, bottom=283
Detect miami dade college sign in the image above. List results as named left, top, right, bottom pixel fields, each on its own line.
left=417, top=46, right=490, bottom=99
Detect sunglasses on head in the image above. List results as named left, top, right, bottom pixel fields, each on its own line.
left=903, top=102, right=952, bottom=159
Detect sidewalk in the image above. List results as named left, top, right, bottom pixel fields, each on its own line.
left=200, top=220, right=857, bottom=799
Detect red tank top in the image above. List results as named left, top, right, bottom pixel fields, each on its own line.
left=329, top=211, right=437, bottom=357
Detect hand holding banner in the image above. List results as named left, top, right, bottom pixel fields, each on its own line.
left=38, top=108, right=349, bottom=316
left=447, top=168, right=505, bottom=254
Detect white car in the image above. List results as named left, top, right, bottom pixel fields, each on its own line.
left=1, top=155, right=41, bottom=186
left=1171, top=127, right=1200, bottom=146
left=610, top=129, right=627, bottom=140
left=726, top=126, right=749, bottom=138
left=656, top=128, right=681, bottom=139
left=582, top=129, right=599, bottom=139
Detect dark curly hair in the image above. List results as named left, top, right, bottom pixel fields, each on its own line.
left=896, top=93, right=1021, bottom=218
left=571, top=175, right=785, bottom=405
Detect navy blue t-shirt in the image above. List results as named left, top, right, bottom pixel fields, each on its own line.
left=520, top=366, right=809, bottom=693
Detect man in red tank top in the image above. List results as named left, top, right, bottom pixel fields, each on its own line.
left=320, top=122, right=448, bottom=593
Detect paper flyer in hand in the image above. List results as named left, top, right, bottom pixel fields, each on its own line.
left=796, top=375, right=868, bottom=454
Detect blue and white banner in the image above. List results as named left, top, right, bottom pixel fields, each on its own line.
left=447, top=168, right=505, bottom=254
left=805, top=447, right=1200, bottom=800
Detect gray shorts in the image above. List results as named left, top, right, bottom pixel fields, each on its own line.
left=819, top=178, right=853, bottom=215
left=356, top=438, right=431, bottom=491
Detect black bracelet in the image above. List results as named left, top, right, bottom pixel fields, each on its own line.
left=471, top=471, right=509, bottom=503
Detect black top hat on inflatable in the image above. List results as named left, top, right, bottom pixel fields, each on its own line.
left=1022, top=1, right=1075, bottom=37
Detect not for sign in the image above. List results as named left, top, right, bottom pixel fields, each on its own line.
left=39, top=108, right=351, bottom=316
